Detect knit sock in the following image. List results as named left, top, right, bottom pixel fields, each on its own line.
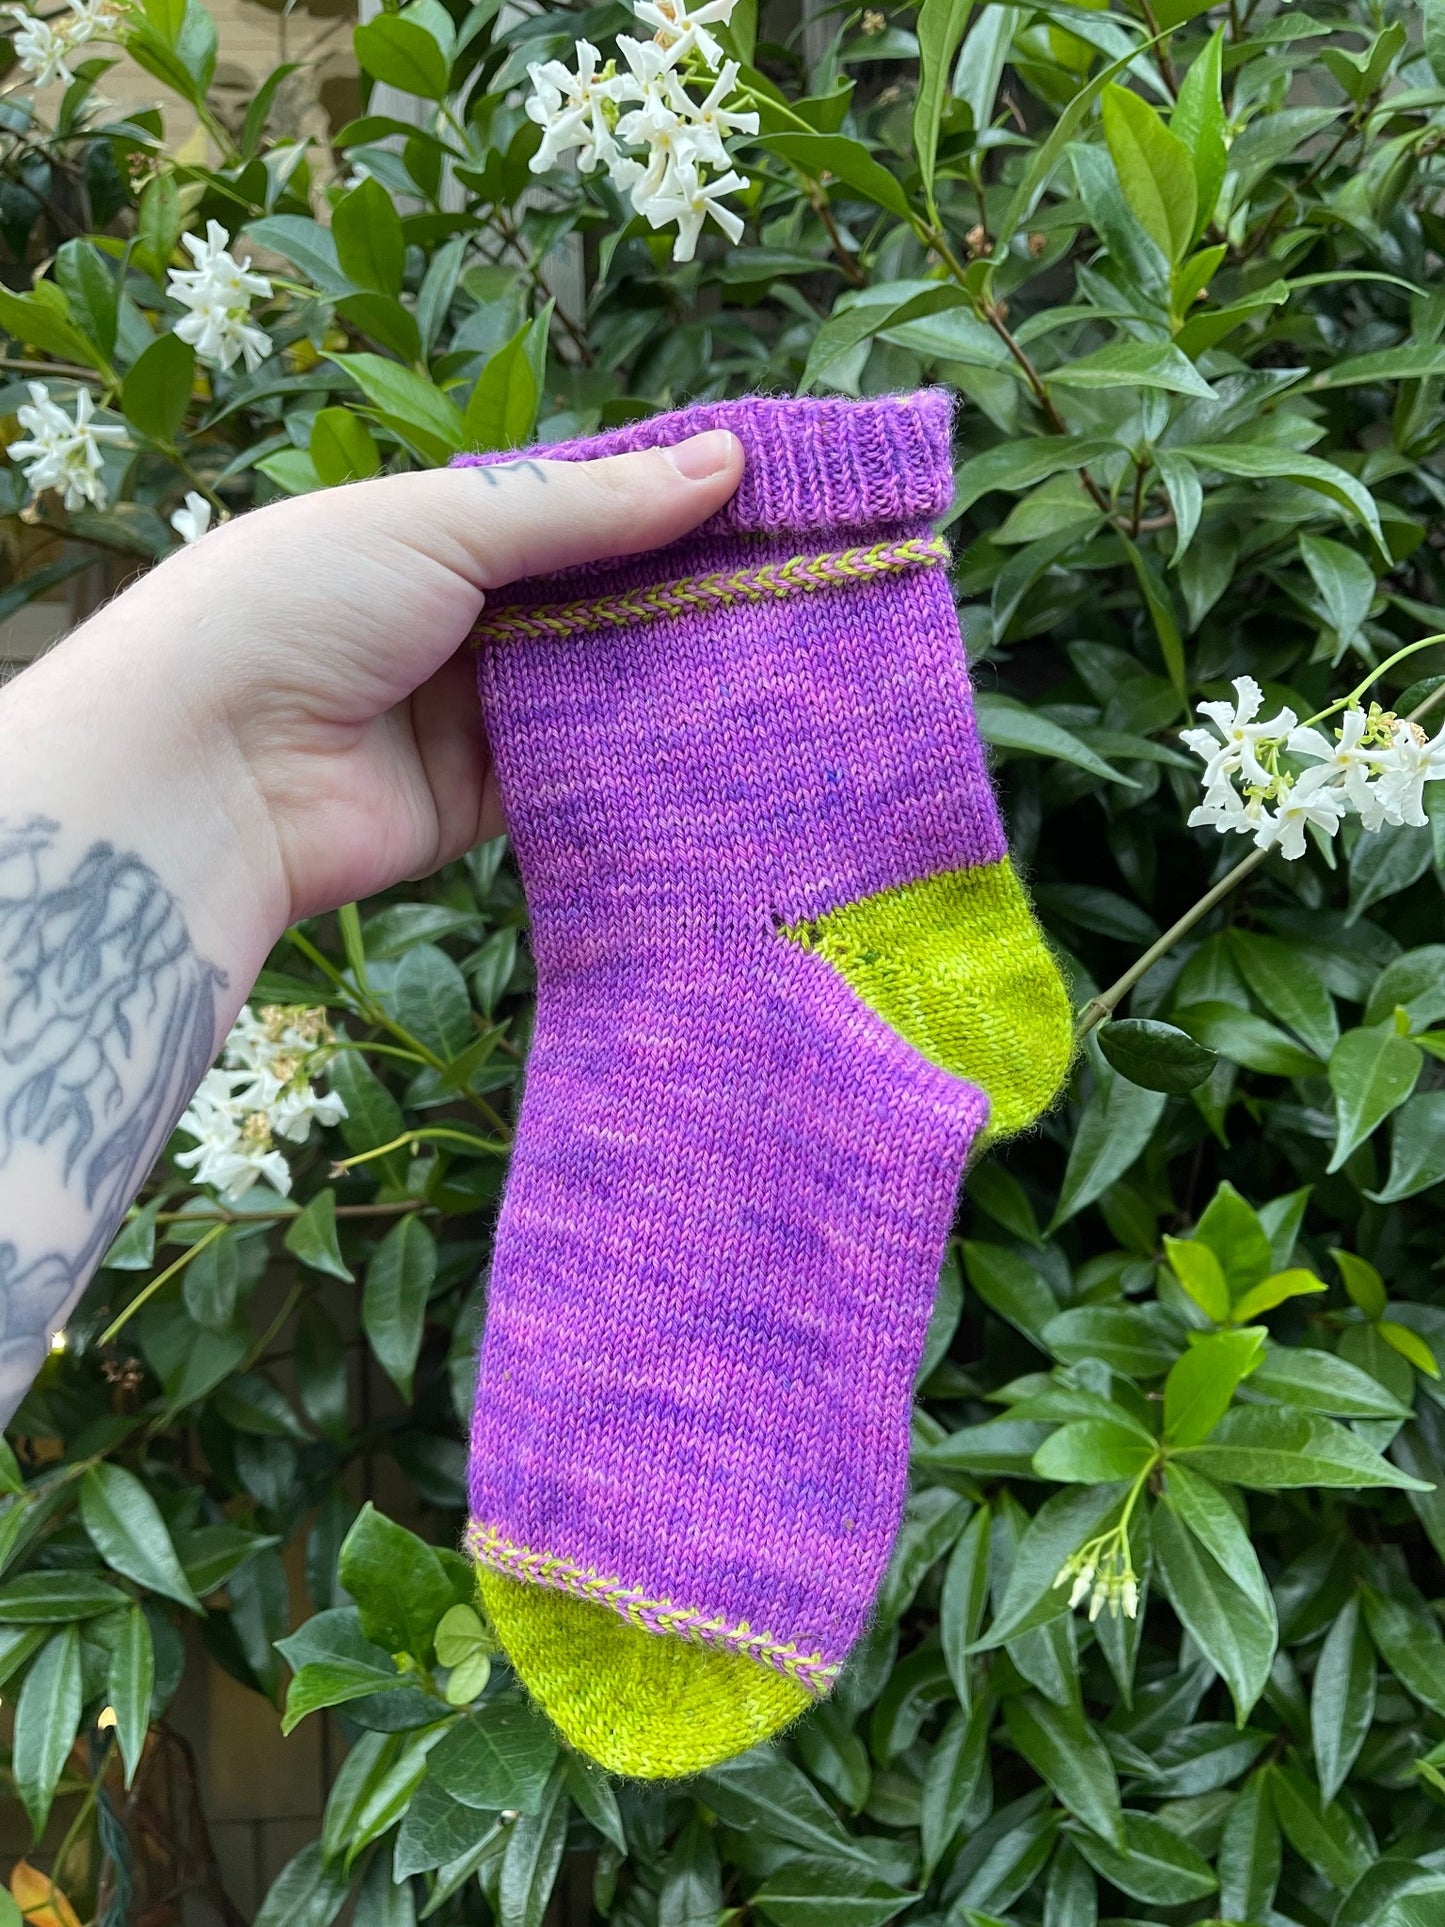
left=459, top=393, right=1071, bottom=1779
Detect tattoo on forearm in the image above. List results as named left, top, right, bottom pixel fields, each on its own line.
left=0, top=818, right=223, bottom=1421
left=469, top=459, right=550, bottom=487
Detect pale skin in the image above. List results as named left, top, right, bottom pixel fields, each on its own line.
left=0, top=428, right=745, bottom=1423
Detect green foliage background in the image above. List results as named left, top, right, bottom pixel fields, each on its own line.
left=7, top=0, right=1445, bottom=1921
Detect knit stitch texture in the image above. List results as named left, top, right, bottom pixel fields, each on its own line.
left=457, top=392, right=1071, bottom=1774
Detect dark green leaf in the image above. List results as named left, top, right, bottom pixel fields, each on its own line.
left=1311, top=1596, right=1375, bottom=1802
left=1098, top=1018, right=1218, bottom=1094
left=1154, top=1492, right=1276, bottom=1720
left=337, top=1502, right=454, bottom=1660
left=362, top=1215, right=438, bottom=1399
left=428, top=1696, right=559, bottom=1814
left=110, top=1604, right=155, bottom=1789
left=1049, top=1073, right=1167, bottom=1230
left=1179, top=1405, right=1429, bottom=1489
left=81, top=1463, right=201, bottom=1611
left=310, top=408, right=382, bottom=489
left=496, top=1762, right=568, bottom=1927
left=14, top=1625, right=81, bottom=1837
left=1068, top=1809, right=1216, bottom=1904
left=333, top=177, right=405, bottom=297
left=284, top=1189, right=355, bottom=1282
left=353, top=12, right=450, bottom=99
left=761, top=132, right=913, bottom=220
left=121, top=329, right=194, bottom=443
left=1004, top=1693, right=1123, bottom=1844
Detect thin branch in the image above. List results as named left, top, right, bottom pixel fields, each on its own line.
left=805, top=181, right=867, bottom=287
left=2, top=356, right=105, bottom=385
left=1075, top=844, right=1270, bottom=1040
left=1135, top=0, right=1179, bottom=96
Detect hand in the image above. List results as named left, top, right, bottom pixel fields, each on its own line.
left=2, top=427, right=743, bottom=955
left=0, top=427, right=742, bottom=1414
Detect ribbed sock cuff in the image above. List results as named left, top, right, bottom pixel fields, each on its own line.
left=451, top=390, right=956, bottom=536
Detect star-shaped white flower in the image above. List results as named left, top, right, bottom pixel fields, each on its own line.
left=1287, top=706, right=1382, bottom=821
left=661, top=59, right=758, bottom=170
left=631, top=0, right=738, bottom=67
left=526, top=40, right=627, bottom=177
left=1188, top=777, right=1266, bottom=839
left=644, top=161, right=748, bottom=261
left=1185, top=675, right=1297, bottom=790
left=1256, top=767, right=1349, bottom=860
left=1371, top=720, right=1445, bottom=830
left=167, top=220, right=274, bottom=374
left=9, top=381, right=127, bottom=511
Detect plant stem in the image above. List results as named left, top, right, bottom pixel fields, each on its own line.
left=142, top=1198, right=432, bottom=1224
left=1074, top=844, right=1270, bottom=1040
left=48, top=1738, right=113, bottom=1894
left=2, top=356, right=106, bottom=384
left=329, top=1126, right=507, bottom=1173
left=1302, top=632, right=1445, bottom=728
left=921, top=217, right=1116, bottom=518
left=806, top=181, right=867, bottom=287
left=97, top=1221, right=229, bottom=1346
left=1136, top=0, right=1179, bottom=96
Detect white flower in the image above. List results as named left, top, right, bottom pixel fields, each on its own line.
left=1183, top=675, right=1297, bottom=791
left=1288, top=707, right=1382, bottom=822
left=174, top=1069, right=291, bottom=1203
left=526, top=40, right=626, bottom=178
left=270, top=1082, right=348, bottom=1143
left=3, top=0, right=107, bottom=86
left=525, top=13, right=756, bottom=262
left=1372, top=719, right=1445, bottom=830
left=1188, top=777, right=1266, bottom=839
left=169, top=490, right=211, bottom=543
left=630, top=0, right=738, bottom=68
left=1256, top=767, right=1350, bottom=860
left=176, top=1004, right=346, bottom=1202
left=617, top=98, right=698, bottom=211
left=167, top=220, right=274, bottom=374
left=9, top=381, right=126, bottom=511
left=665, top=58, right=758, bottom=169
left=644, top=161, right=748, bottom=261
left=4, top=5, right=72, bottom=84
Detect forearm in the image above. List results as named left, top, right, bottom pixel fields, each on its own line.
left=0, top=621, right=276, bottom=1421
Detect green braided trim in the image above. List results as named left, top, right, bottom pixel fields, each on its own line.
left=466, top=1521, right=840, bottom=1692
left=468, top=534, right=950, bottom=646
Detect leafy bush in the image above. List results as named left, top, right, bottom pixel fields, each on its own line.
left=6, top=0, right=1445, bottom=1922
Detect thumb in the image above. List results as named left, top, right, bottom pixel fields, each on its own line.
left=359, top=428, right=745, bottom=595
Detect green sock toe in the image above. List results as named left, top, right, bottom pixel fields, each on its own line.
left=478, top=1569, right=811, bottom=1779
left=787, top=856, right=1073, bottom=1138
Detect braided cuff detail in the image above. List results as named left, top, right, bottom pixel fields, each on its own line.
left=466, top=1522, right=840, bottom=1692
left=469, top=534, right=949, bottom=647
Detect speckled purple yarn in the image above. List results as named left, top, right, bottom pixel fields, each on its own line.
left=459, top=393, right=1001, bottom=1669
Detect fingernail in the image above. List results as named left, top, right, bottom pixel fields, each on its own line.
left=665, top=430, right=739, bottom=481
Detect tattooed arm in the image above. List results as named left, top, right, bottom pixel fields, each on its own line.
left=0, top=431, right=741, bottom=1422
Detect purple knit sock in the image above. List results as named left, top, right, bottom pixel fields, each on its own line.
left=456, top=393, right=1070, bottom=1775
